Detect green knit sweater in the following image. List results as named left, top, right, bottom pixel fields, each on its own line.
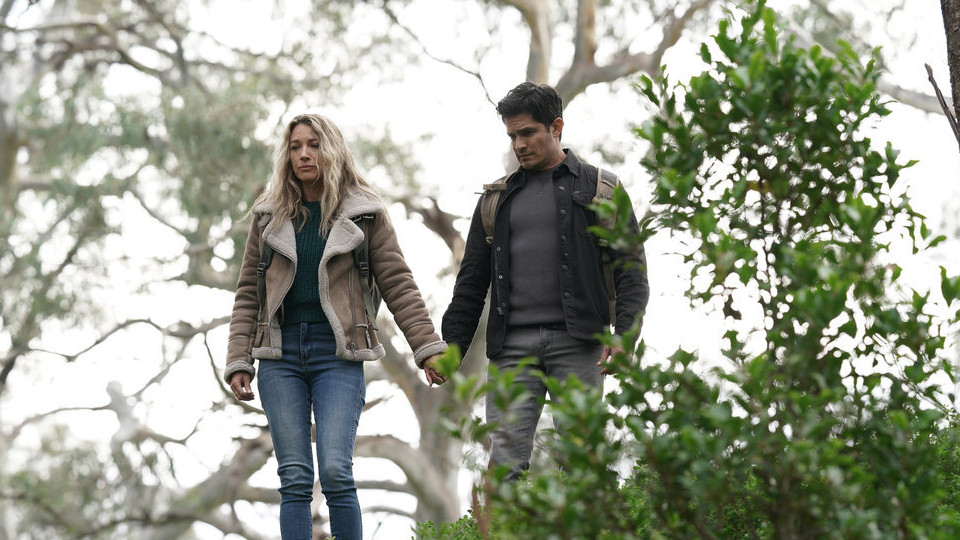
left=283, top=201, right=328, bottom=325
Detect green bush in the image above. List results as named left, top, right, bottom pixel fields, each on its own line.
left=416, top=1, right=960, bottom=538
left=413, top=511, right=483, bottom=540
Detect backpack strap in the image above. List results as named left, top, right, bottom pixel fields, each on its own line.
left=593, top=166, right=620, bottom=322
left=256, top=240, right=274, bottom=327
left=480, top=175, right=510, bottom=245
left=352, top=213, right=381, bottom=332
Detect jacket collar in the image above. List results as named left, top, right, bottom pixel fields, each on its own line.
left=251, top=187, right=381, bottom=218
left=338, top=189, right=382, bottom=220
left=251, top=187, right=383, bottom=260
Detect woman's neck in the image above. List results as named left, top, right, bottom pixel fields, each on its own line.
left=301, top=182, right=323, bottom=202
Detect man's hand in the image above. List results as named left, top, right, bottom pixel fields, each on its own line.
left=230, top=372, right=255, bottom=401
left=423, top=354, right=447, bottom=386
left=597, top=344, right=625, bottom=376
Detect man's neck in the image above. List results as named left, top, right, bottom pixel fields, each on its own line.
left=524, top=150, right=565, bottom=174
left=544, top=149, right=566, bottom=170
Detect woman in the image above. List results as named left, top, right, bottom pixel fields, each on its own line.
left=224, top=113, right=447, bottom=540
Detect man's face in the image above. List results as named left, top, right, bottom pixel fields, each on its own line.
left=504, top=113, right=564, bottom=171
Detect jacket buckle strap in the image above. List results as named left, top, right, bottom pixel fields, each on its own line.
left=357, top=323, right=373, bottom=348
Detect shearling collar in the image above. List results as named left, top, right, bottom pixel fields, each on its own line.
left=250, top=187, right=381, bottom=218
left=251, top=188, right=384, bottom=262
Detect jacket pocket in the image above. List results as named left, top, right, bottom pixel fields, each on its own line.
left=572, top=191, right=599, bottom=240
left=572, top=189, right=594, bottom=207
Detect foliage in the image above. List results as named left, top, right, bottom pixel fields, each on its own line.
left=414, top=510, right=484, bottom=540
left=4, top=426, right=125, bottom=539
left=417, top=1, right=960, bottom=539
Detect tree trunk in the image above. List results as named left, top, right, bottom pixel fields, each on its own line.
left=942, top=0, right=960, bottom=120
left=498, top=0, right=553, bottom=83
left=0, top=102, right=17, bottom=209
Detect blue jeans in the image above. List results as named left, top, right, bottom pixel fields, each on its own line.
left=258, top=322, right=365, bottom=540
left=487, top=324, right=604, bottom=481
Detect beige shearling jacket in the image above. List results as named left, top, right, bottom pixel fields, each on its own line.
left=223, top=189, right=446, bottom=383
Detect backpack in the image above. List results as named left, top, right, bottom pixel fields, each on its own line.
left=255, top=214, right=381, bottom=329
left=479, top=166, right=620, bottom=320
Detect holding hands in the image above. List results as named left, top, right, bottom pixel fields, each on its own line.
left=423, top=354, right=447, bottom=386
left=227, top=353, right=454, bottom=402
left=423, top=348, right=462, bottom=386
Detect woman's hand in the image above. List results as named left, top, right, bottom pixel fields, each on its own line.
left=423, top=354, right=447, bottom=386
left=230, top=372, right=255, bottom=401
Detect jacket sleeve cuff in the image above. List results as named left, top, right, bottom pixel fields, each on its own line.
left=413, top=340, right=448, bottom=369
left=223, top=360, right=256, bottom=384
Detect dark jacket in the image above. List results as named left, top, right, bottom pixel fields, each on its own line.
left=442, top=150, right=649, bottom=359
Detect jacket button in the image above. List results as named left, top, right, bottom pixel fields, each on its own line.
left=558, top=185, right=565, bottom=191
left=564, top=291, right=571, bottom=298
left=559, top=209, right=567, bottom=215
left=498, top=275, right=503, bottom=279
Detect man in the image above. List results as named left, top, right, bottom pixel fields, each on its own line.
left=441, top=82, right=649, bottom=480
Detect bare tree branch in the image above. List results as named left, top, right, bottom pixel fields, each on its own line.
left=925, top=63, right=960, bottom=152
left=138, top=430, right=275, bottom=540
left=366, top=505, right=416, bottom=521
left=1, top=18, right=175, bottom=83
left=204, top=333, right=265, bottom=415
left=380, top=2, right=496, bottom=106
left=395, top=195, right=466, bottom=266
left=197, top=509, right=271, bottom=540
left=0, top=208, right=99, bottom=397
left=9, top=404, right=110, bottom=442
left=556, top=0, right=716, bottom=104
left=781, top=9, right=944, bottom=115
left=877, top=78, right=946, bottom=114
left=941, top=0, right=960, bottom=124
left=354, top=434, right=460, bottom=519
left=356, top=478, right=416, bottom=495
left=655, top=0, right=716, bottom=62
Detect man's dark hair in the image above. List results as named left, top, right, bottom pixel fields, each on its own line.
left=496, top=82, right=563, bottom=128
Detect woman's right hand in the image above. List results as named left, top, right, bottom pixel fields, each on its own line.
left=423, top=355, right=447, bottom=386
left=230, top=372, right=255, bottom=401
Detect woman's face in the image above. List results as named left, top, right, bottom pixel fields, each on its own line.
left=289, top=124, right=322, bottom=182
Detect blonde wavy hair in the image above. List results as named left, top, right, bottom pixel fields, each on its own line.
left=253, top=113, right=380, bottom=234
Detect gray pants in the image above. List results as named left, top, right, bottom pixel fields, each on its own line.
left=487, top=324, right=604, bottom=481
